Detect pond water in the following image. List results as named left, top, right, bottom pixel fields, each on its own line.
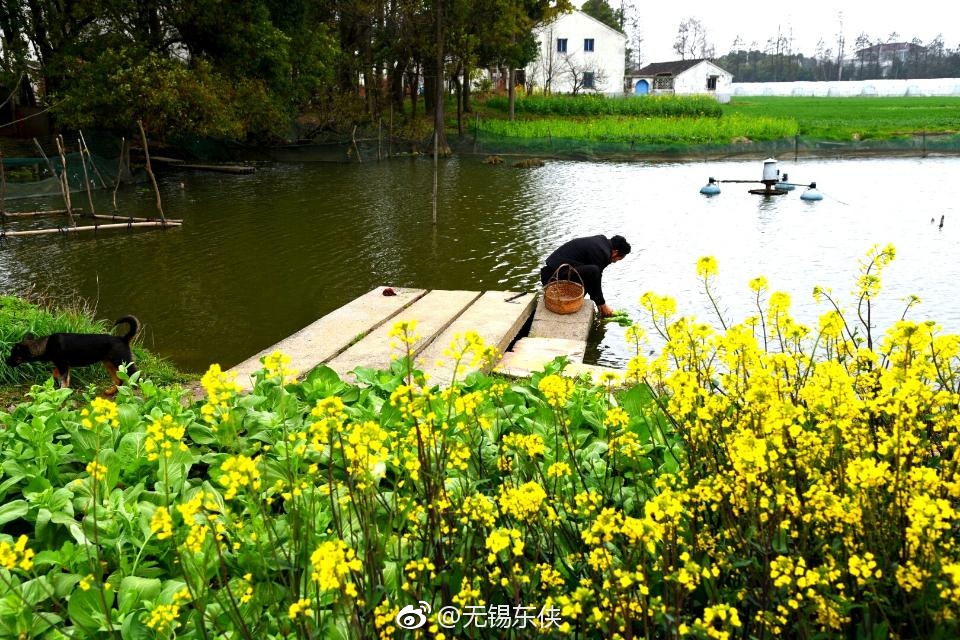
left=1, top=154, right=958, bottom=373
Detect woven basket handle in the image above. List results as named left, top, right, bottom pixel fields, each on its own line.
left=549, top=263, right=584, bottom=287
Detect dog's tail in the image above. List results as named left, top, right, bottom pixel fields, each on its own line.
left=114, top=315, right=141, bottom=343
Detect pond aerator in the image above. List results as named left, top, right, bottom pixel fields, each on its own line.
left=699, top=158, right=818, bottom=200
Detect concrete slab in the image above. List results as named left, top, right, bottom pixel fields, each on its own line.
left=228, top=286, right=426, bottom=389
left=496, top=337, right=623, bottom=381
left=419, top=290, right=536, bottom=387
left=326, top=289, right=482, bottom=380
left=529, top=296, right=595, bottom=342
left=496, top=337, right=586, bottom=377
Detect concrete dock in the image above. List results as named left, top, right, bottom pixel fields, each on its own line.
left=226, top=286, right=621, bottom=390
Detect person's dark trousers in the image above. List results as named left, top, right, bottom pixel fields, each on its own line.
left=540, top=263, right=604, bottom=306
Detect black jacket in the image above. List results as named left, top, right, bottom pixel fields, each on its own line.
left=544, top=235, right=612, bottom=273
left=541, top=235, right=613, bottom=305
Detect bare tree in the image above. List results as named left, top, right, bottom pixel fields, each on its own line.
left=854, top=32, right=871, bottom=79
left=533, top=26, right=559, bottom=94
left=559, top=53, right=608, bottom=94
left=620, top=3, right=644, bottom=68
left=835, top=11, right=846, bottom=80
left=674, top=17, right=712, bottom=60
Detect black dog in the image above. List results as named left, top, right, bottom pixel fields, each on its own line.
left=5, top=315, right=140, bottom=392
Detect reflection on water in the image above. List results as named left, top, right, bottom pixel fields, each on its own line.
left=1, top=156, right=958, bottom=372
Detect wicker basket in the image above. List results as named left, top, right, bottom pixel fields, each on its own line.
left=543, top=264, right=585, bottom=314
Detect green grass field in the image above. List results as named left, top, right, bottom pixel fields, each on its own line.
left=478, top=113, right=797, bottom=145
left=723, top=96, right=960, bottom=140
left=471, top=95, right=960, bottom=147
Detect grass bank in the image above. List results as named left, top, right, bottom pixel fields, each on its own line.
left=0, top=295, right=192, bottom=405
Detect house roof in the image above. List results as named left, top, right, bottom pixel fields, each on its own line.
left=539, top=9, right=628, bottom=41
left=568, top=9, right=628, bottom=40
left=634, top=59, right=710, bottom=76
left=855, top=42, right=926, bottom=55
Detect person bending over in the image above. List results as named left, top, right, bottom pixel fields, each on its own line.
left=539, top=234, right=631, bottom=317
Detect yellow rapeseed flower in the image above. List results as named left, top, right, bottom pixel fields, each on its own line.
left=310, top=540, right=362, bottom=598
left=218, top=455, right=262, bottom=500
left=150, top=506, right=173, bottom=540
left=0, top=535, right=34, bottom=571
left=696, top=256, right=719, bottom=279
left=79, top=397, right=120, bottom=430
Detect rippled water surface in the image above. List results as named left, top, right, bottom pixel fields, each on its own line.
left=1, top=155, right=958, bottom=372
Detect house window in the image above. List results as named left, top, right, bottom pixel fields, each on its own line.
left=653, top=75, right=674, bottom=90
left=583, top=72, right=595, bottom=90
left=557, top=38, right=567, bottom=53
left=706, top=75, right=718, bottom=90
left=584, top=38, right=595, bottom=52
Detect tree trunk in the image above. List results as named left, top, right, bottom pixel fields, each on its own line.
left=390, top=61, right=406, bottom=115
left=453, top=62, right=463, bottom=137
left=407, top=66, right=419, bottom=120
left=508, top=68, right=516, bottom=121
left=463, top=61, right=472, bottom=113
left=432, top=0, right=449, bottom=156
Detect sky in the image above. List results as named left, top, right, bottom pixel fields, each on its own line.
left=614, top=1, right=960, bottom=63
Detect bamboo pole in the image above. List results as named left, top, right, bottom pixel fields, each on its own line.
left=138, top=120, right=167, bottom=224
left=432, top=129, right=438, bottom=225
left=79, top=131, right=108, bottom=189
left=1, top=221, right=181, bottom=238
left=32, top=138, right=57, bottom=177
left=0, top=209, right=181, bottom=223
left=55, top=136, right=75, bottom=226
left=1, top=149, right=6, bottom=215
left=113, top=137, right=125, bottom=211
left=79, top=137, right=96, bottom=217
left=176, top=163, right=254, bottom=174
left=1, top=208, right=78, bottom=218
left=88, top=212, right=181, bottom=223
left=351, top=126, right=362, bottom=163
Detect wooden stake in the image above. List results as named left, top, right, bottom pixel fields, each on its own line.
left=1, top=149, right=6, bottom=215
left=113, top=137, right=125, bottom=212
left=0, top=209, right=181, bottom=223
left=1, top=221, right=181, bottom=237
left=1, top=208, right=79, bottom=218
left=32, top=138, right=57, bottom=177
left=55, top=136, right=75, bottom=226
left=432, top=129, right=438, bottom=225
left=138, top=120, right=166, bottom=224
left=79, top=131, right=109, bottom=189
left=79, top=137, right=96, bottom=217
left=351, top=126, right=362, bottom=163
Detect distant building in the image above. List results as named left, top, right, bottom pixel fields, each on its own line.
left=854, top=42, right=926, bottom=77
left=526, top=10, right=627, bottom=96
left=628, top=59, right=733, bottom=102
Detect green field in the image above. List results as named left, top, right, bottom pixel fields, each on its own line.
left=472, top=95, right=960, bottom=148
left=724, top=96, right=960, bottom=140
left=478, top=113, right=797, bottom=145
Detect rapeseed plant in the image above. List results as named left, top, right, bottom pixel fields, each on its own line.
left=1, top=245, right=958, bottom=638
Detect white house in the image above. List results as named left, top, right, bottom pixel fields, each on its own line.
left=629, top=59, right=733, bottom=102
left=526, top=10, right=627, bottom=96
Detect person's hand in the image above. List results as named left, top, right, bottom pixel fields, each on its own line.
left=599, top=304, right=615, bottom=318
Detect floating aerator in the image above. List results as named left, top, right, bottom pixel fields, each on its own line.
left=700, top=177, right=721, bottom=195
left=800, top=182, right=824, bottom=201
